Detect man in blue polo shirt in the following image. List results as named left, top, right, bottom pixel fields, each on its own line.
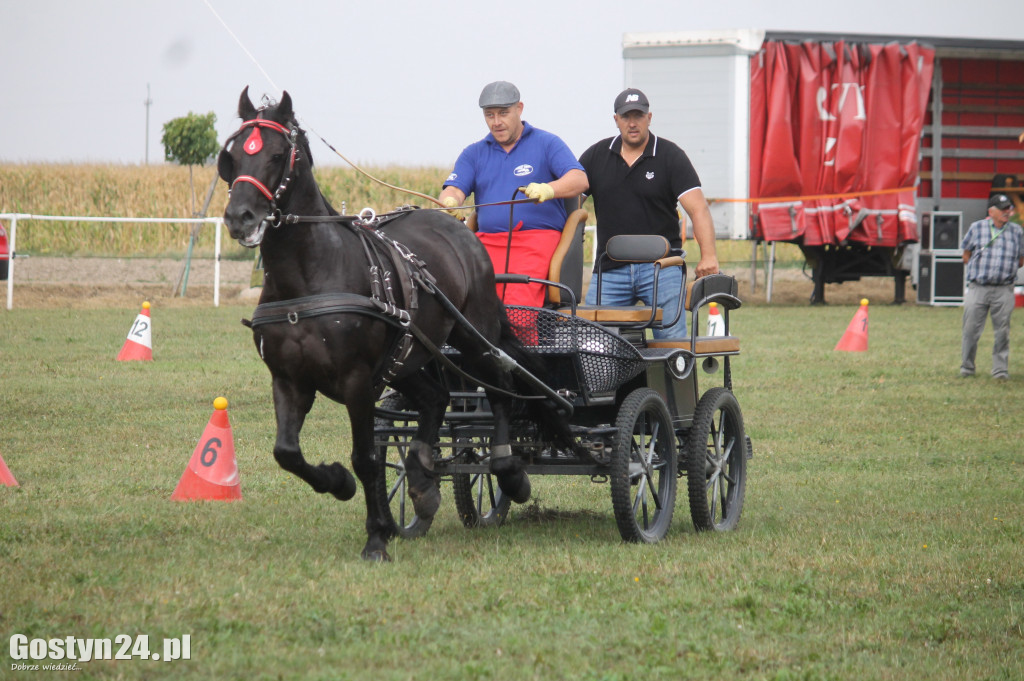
left=579, top=88, right=719, bottom=338
left=959, top=193, right=1024, bottom=380
left=439, top=81, right=588, bottom=308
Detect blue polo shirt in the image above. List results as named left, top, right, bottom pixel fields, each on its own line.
left=443, top=121, right=583, bottom=233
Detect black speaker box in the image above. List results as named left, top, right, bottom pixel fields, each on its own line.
left=917, top=252, right=965, bottom=306
left=920, top=211, right=963, bottom=253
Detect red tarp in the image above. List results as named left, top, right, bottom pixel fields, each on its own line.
left=749, top=40, right=935, bottom=247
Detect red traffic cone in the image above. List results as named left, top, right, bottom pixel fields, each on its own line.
left=0, top=450, right=19, bottom=487
left=706, top=301, right=725, bottom=337
left=172, top=397, right=242, bottom=501
left=835, top=299, right=869, bottom=352
left=117, top=301, right=153, bottom=361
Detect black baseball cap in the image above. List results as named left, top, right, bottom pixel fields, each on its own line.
left=988, top=194, right=1013, bottom=210
left=614, top=88, right=649, bottom=115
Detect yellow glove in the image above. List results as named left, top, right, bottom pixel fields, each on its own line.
left=441, top=195, right=461, bottom=217
left=524, top=182, right=555, bottom=203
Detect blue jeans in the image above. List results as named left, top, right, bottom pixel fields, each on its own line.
left=585, top=264, right=687, bottom=338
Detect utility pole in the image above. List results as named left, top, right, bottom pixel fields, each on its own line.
left=144, top=83, right=152, bottom=165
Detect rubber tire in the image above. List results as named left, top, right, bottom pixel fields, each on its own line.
left=374, top=394, right=431, bottom=539
left=610, top=388, right=677, bottom=543
left=452, top=446, right=511, bottom=529
left=686, top=387, right=747, bottom=532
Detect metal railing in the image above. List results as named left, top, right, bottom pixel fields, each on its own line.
left=0, top=214, right=226, bottom=310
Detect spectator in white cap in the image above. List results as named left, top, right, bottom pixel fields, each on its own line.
left=959, top=193, right=1024, bottom=380
left=439, top=81, right=588, bottom=307
left=578, top=88, right=719, bottom=338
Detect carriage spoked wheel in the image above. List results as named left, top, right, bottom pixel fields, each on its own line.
left=610, top=388, right=677, bottom=543
left=374, top=394, right=431, bottom=539
left=452, top=444, right=511, bottom=529
left=686, top=387, right=747, bottom=532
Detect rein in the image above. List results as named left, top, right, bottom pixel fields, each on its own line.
left=272, top=197, right=539, bottom=227
left=224, top=116, right=538, bottom=229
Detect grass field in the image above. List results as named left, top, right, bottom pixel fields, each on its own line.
left=1, top=297, right=1022, bottom=680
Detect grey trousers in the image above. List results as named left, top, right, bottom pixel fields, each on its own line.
left=961, top=283, right=1016, bottom=377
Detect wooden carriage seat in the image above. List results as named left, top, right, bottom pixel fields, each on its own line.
left=465, top=196, right=589, bottom=307
left=646, top=273, right=742, bottom=355
left=573, top=235, right=684, bottom=326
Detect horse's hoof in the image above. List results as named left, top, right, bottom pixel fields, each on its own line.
left=329, top=463, right=357, bottom=501
left=408, top=483, right=441, bottom=521
left=361, top=548, right=392, bottom=563
left=490, top=457, right=531, bottom=504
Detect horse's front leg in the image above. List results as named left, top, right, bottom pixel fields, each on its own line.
left=271, top=377, right=357, bottom=501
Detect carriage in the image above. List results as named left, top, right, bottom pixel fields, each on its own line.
left=217, top=88, right=750, bottom=560
left=373, top=242, right=751, bottom=545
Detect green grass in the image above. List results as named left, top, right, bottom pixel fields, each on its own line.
left=1, top=301, right=1022, bottom=680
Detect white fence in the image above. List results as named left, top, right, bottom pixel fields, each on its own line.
left=0, top=214, right=227, bottom=311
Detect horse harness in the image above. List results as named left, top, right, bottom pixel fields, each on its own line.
left=245, top=208, right=442, bottom=388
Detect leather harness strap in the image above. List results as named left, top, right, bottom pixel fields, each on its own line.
left=247, top=292, right=393, bottom=327
left=244, top=213, right=436, bottom=387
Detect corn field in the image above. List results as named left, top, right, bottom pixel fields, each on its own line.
left=0, top=163, right=453, bottom=258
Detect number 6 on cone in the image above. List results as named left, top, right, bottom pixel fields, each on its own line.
left=172, top=397, right=242, bottom=501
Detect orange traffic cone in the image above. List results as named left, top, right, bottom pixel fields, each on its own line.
left=117, top=301, right=153, bottom=361
left=835, top=298, right=869, bottom=352
left=0, top=450, right=19, bottom=487
left=172, top=397, right=242, bottom=501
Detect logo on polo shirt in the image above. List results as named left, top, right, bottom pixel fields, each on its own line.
left=446, top=172, right=457, bottom=182
left=646, top=171, right=655, bottom=180
left=513, top=164, right=534, bottom=177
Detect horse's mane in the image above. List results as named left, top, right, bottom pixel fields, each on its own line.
left=263, top=109, right=338, bottom=216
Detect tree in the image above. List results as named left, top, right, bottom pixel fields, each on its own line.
left=161, top=111, right=219, bottom=214
left=162, top=111, right=220, bottom=297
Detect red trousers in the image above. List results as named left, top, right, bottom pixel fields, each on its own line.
left=477, top=229, right=561, bottom=308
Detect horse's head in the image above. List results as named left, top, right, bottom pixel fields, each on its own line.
left=218, top=87, right=309, bottom=247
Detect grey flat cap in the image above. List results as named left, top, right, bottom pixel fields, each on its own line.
left=479, top=81, right=520, bottom=108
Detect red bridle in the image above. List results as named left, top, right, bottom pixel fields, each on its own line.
left=226, top=118, right=299, bottom=204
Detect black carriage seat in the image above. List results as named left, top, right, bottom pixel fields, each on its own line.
left=572, top=235, right=685, bottom=327
left=646, top=273, right=742, bottom=356
left=465, top=196, right=589, bottom=307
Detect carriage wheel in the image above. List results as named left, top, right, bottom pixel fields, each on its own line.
left=374, top=394, right=431, bottom=539
left=452, top=446, right=511, bottom=529
left=610, top=388, right=677, bottom=543
left=686, top=387, right=747, bottom=532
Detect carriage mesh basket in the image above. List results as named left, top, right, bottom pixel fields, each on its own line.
left=505, top=306, right=645, bottom=396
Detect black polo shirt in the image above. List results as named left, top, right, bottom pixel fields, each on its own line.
left=579, top=133, right=701, bottom=269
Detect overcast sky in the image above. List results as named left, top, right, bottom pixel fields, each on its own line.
left=1, top=0, right=1017, bottom=168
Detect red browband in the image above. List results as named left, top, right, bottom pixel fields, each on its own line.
left=238, top=118, right=291, bottom=136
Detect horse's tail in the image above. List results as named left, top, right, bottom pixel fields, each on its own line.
left=497, top=311, right=575, bottom=450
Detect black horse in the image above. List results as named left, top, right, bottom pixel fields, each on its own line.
left=218, top=88, right=563, bottom=561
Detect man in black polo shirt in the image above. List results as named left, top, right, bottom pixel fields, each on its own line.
left=579, top=88, right=719, bottom=337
